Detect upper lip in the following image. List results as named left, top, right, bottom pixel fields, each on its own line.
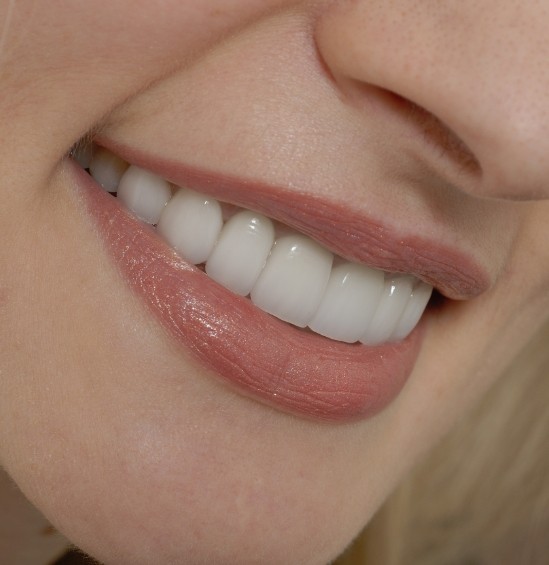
left=95, top=136, right=491, bottom=300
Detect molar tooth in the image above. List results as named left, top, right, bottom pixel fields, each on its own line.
left=308, top=262, right=384, bottom=343
left=360, top=275, right=415, bottom=345
left=250, top=235, right=333, bottom=328
left=391, top=281, right=433, bottom=340
left=156, top=187, right=223, bottom=265
left=205, top=210, right=275, bottom=296
left=88, top=147, right=129, bottom=192
left=117, top=165, right=172, bottom=225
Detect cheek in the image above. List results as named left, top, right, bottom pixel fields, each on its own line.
left=2, top=311, right=376, bottom=564
left=4, top=0, right=299, bottom=164
left=0, top=172, right=383, bottom=565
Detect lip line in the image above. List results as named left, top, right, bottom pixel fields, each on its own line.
left=95, top=136, right=490, bottom=300
left=72, top=158, right=425, bottom=423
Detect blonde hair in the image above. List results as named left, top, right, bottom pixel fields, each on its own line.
left=337, top=321, right=549, bottom=565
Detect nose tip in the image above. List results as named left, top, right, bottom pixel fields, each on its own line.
left=466, top=109, right=549, bottom=200
left=314, top=0, right=549, bottom=201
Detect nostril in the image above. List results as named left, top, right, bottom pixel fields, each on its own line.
left=388, top=93, right=482, bottom=177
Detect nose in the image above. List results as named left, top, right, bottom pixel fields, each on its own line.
left=314, top=0, right=549, bottom=200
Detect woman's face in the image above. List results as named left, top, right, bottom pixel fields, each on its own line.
left=1, top=1, right=548, bottom=563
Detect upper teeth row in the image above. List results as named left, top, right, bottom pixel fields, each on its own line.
left=79, top=145, right=433, bottom=345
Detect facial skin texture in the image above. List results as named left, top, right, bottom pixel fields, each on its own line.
left=1, top=1, right=549, bottom=564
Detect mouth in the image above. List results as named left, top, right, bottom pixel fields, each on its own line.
left=67, top=140, right=488, bottom=422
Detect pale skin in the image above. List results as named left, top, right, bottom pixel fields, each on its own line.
left=1, top=1, right=548, bottom=564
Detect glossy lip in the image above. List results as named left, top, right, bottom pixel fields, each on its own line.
left=97, top=138, right=491, bottom=300
left=69, top=158, right=427, bottom=423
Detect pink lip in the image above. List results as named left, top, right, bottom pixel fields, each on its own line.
left=70, top=159, right=428, bottom=422
left=98, top=138, right=491, bottom=300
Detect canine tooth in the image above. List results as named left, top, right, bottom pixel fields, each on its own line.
left=360, top=275, right=415, bottom=345
left=205, top=211, right=275, bottom=296
left=117, top=165, right=172, bottom=224
left=156, top=188, right=223, bottom=265
left=308, top=263, right=384, bottom=343
left=89, top=147, right=128, bottom=192
left=251, top=235, right=333, bottom=327
left=391, top=281, right=432, bottom=340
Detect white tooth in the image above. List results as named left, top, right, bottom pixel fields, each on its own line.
left=88, top=147, right=128, bottom=192
left=72, top=142, right=94, bottom=169
left=391, top=281, right=433, bottom=340
left=205, top=211, right=275, bottom=296
left=308, top=262, right=384, bottom=343
left=250, top=235, right=333, bottom=328
left=117, top=165, right=172, bottom=225
left=360, top=275, right=415, bottom=345
left=156, top=188, right=223, bottom=264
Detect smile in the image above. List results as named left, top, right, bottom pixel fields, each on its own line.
left=86, top=144, right=434, bottom=344
left=68, top=140, right=487, bottom=422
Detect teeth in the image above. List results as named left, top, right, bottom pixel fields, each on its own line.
left=391, top=281, right=433, bottom=340
left=360, top=275, right=415, bottom=345
left=117, top=165, right=172, bottom=224
left=88, top=147, right=129, bottom=192
left=157, top=188, right=223, bottom=265
left=205, top=211, right=275, bottom=296
left=85, top=147, right=433, bottom=344
left=250, top=235, right=333, bottom=328
left=308, top=262, right=384, bottom=343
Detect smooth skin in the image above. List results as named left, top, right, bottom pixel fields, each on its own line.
left=1, top=1, right=548, bottom=563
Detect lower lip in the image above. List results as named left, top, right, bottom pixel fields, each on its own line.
left=72, top=159, right=424, bottom=423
